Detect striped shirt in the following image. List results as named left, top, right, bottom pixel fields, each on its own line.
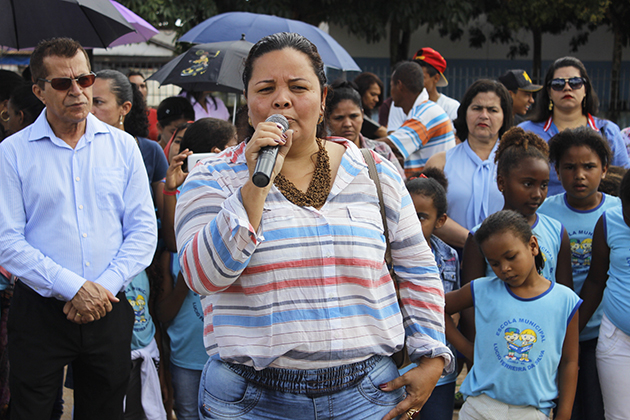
left=175, top=139, right=452, bottom=371
left=388, top=95, right=456, bottom=178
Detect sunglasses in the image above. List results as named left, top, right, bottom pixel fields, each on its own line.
left=38, top=72, right=96, bottom=91
left=548, top=77, right=585, bottom=92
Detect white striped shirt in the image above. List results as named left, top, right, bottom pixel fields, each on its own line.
left=175, top=139, right=452, bottom=371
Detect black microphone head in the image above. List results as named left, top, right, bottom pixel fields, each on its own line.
left=266, top=114, right=289, bottom=132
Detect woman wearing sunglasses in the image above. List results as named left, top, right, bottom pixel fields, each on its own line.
left=519, top=56, right=630, bottom=196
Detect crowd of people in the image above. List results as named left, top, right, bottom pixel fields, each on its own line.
left=0, top=32, right=630, bottom=420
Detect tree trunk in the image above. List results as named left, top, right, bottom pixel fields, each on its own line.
left=532, top=27, right=542, bottom=84
left=389, top=19, right=400, bottom=68
left=609, top=19, right=623, bottom=123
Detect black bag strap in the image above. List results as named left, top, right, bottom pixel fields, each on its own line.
left=360, top=149, right=393, bottom=270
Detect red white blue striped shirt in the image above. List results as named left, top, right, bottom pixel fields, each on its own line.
left=175, top=139, right=452, bottom=371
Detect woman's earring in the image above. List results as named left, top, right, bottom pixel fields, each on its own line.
left=248, top=117, right=253, bottom=127
left=318, top=113, right=324, bottom=124
left=548, top=101, right=554, bottom=111
left=0, top=109, right=9, bottom=122
left=119, top=115, right=124, bottom=126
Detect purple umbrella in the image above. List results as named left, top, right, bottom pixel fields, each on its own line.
left=108, top=0, right=158, bottom=47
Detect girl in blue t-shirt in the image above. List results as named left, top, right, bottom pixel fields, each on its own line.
left=462, top=127, right=573, bottom=289
left=539, top=126, right=618, bottom=420
left=579, top=170, right=630, bottom=420
left=403, top=169, right=460, bottom=420
left=446, top=210, right=580, bottom=420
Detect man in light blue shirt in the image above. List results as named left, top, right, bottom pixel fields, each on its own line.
left=0, top=38, right=157, bottom=420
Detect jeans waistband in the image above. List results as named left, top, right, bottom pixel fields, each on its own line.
left=226, top=355, right=382, bottom=396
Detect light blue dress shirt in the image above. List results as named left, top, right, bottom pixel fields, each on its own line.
left=0, top=111, right=157, bottom=301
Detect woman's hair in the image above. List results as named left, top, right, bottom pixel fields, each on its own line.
left=180, top=118, right=236, bottom=154
left=352, top=72, right=384, bottom=109
left=495, top=127, right=549, bottom=178
left=9, top=84, right=44, bottom=126
left=532, top=56, right=599, bottom=122
left=157, top=96, right=195, bottom=126
left=454, top=79, right=513, bottom=141
left=242, top=32, right=327, bottom=138
left=96, top=69, right=148, bottom=138
left=599, top=166, right=627, bottom=197
left=325, top=79, right=362, bottom=119
left=548, top=126, right=611, bottom=169
left=475, top=210, right=544, bottom=272
left=619, top=168, right=630, bottom=204
left=405, top=168, right=449, bottom=217
left=182, top=89, right=218, bottom=109
left=0, top=70, right=25, bottom=101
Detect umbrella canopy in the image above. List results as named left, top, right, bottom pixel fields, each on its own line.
left=146, top=39, right=253, bottom=94
left=0, top=0, right=134, bottom=50
left=179, top=12, right=361, bottom=72
left=108, top=1, right=158, bottom=47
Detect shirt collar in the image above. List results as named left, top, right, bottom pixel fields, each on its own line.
left=27, top=109, right=110, bottom=147
left=543, top=113, right=598, bottom=132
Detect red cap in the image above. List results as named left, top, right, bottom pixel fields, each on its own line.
left=412, top=47, right=448, bottom=87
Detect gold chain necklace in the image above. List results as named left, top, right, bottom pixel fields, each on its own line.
left=274, top=138, right=331, bottom=208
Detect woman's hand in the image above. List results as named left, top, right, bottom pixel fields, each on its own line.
left=165, top=149, right=194, bottom=192
left=244, top=121, right=293, bottom=188
left=380, top=356, right=445, bottom=420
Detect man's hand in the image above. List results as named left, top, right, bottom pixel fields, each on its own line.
left=63, top=281, right=119, bottom=324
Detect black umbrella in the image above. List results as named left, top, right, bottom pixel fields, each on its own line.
left=0, top=0, right=135, bottom=50
left=147, top=38, right=253, bottom=94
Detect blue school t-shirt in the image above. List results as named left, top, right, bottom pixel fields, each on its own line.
left=125, top=270, right=156, bottom=351
left=166, top=252, right=209, bottom=370
left=602, top=206, right=630, bottom=336
left=460, top=276, right=581, bottom=415
left=472, top=213, right=564, bottom=282
left=539, top=193, right=620, bottom=340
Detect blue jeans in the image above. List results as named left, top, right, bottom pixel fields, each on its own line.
left=170, top=362, right=203, bottom=420
left=199, top=356, right=405, bottom=419
left=420, top=381, right=455, bottom=420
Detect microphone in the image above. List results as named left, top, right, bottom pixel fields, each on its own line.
left=252, top=114, right=289, bottom=188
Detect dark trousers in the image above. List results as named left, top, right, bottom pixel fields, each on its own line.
left=8, top=281, right=134, bottom=420
left=571, top=337, right=605, bottom=420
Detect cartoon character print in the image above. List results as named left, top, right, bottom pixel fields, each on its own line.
left=571, top=238, right=592, bottom=269
left=504, top=328, right=520, bottom=360
left=517, top=329, right=537, bottom=362
left=128, top=294, right=147, bottom=324
left=181, top=50, right=220, bottom=77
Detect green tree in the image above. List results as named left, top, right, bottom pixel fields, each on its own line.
left=469, top=0, right=609, bottom=82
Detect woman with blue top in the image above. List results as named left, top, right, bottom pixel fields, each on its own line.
left=462, top=127, right=573, bottom=289
left=446, top=210, right=580, bottom=420
left=579, top=169, right=630, bottom=420
left=539, top=127, right=617, bottom=420
left=425, top=79, right=512, bottom=250
left=519, top=57, right=630, bottom=197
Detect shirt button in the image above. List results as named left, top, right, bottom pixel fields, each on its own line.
left=85, top=262, right=90, bottom=267
left=78, top=205, right=83, bottom=210
left=82, top=233, right=87, bottom=238
left=75, top=177, right=80, bottom=182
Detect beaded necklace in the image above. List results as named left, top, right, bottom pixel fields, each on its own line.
left=274, top=137, right=331, bottom=208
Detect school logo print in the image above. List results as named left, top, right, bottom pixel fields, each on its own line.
left=494, top=319, right=546, bottom=372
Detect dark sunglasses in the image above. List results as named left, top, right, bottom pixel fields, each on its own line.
left=38, top=72, right=96, bottom=91
left=548, top=77, right=585, bottom=91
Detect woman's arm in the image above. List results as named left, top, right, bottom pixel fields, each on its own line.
left=163, top=149, right=193, bottom=253
left=444, top=284, right=474, bottom=361
left=555, top=309, right=580, bottom=420
left=555, top=228, right=574, bottom=290
left=155, top=250, right=189, bottom=324
left=461, top=233, right=487, bottom=285
left=579, top=216, right=610, bottom=331
left=434, top=217, right=470, bottom=249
